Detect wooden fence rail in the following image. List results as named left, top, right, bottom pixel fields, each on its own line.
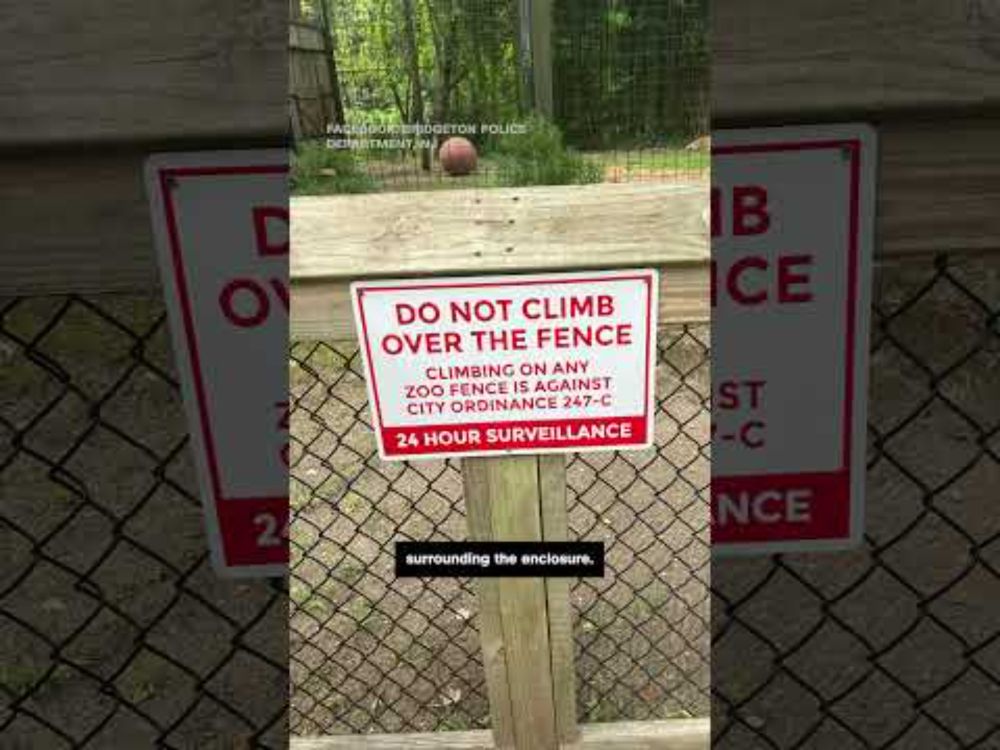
left=5, top=118, right=998, bottom=300
left=289, top=718, right=711, bottom=749
left=290, top=181, right=710, bottom=340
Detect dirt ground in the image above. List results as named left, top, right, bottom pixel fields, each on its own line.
left=336, top=149, right=709, bottom=193
left=288, top=324, right=711, bottom=735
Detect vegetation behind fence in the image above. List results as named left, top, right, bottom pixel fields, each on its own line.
left=290, top=0, right=708, bottom=194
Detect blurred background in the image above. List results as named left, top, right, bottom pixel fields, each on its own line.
left=289, top=0, right=708, bottom=194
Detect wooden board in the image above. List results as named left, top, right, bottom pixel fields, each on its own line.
left=290, top=21, right=325, bottom=52
left=537, top=454, right=579, bottom=747
left=289, top=718, right=710, bottom=749
left=712, top=0, right=1000, bottom=121
left=6, top=119, right=1000, bottom=299
left=0, top=152, right=156, bottom=295
left=462, top=456, right=564, bottom=749
left=289, top=264, right=709, bottom=341
left=462, top=460, right=517, bottom=750
left=0, top=0, right=286, bottom=146
left=291, top=182, right=710, bottom=280
left=877, top=116, right=1000, bottom=255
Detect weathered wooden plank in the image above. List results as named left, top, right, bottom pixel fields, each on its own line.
left=293, top=730, right=492, bottom=750
left=288, top=264, right=709, bottom=341
left=290, top=182, right=710, bottom=280
left=289, top=718, right=710, bottom=749
left=484, top=456, right=558, bottom=748
left=462, top=455, right=584, bottom=748
left=0, top=0, right=285, bottom=146
left=712, top=0, right=1000, bottom=121
left=0, top=152, right=155, bottom=295
left=462, top=460, right=517, bottom=750
left=877, top=116, right=1000, bottom=256
left=536, top=454, right=578, bottom=748
left=290, top=22, right=326, bottom=52
left=7, top=118, right=1000, bottom=298
left=578, top=718, right=709, bottom=749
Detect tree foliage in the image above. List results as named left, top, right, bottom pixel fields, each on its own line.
left=553, top=0, right=708, bottom=148
left=328, top=0, right=521, bottom=141
left=320, top=0, right=706, bottom=149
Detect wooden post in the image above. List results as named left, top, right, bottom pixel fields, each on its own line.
left=462, top=455, right=580, bottom=750
left=318, top=0, right=346, bottom=126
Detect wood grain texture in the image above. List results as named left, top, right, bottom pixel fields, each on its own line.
left=462, top=455, right=585, bottom=749
left=537, top=455, right=579, bottom=748
left=462, top=459, right=517, bottom=750
left=485, top=456, right=558, bottom=749
left=289, top=264, right=709, bottom=341
left=1, top=0, right=286, bottom=146
left=9, top=118, right=1000, bottom=298
left=290, top=21, right=325, bottom=51
left=290, top=182, right=709, bottom=280
left=0, top=152, right=156, bottom=295
left=576, top=718, right=709, bottom=749
left=878, top=117, right=1000, bottom=255
left=292, top=731, right=492, bottom=750
left=712, top=0, right=1000, bottom=121
left=290, top=718, right=710, bottom=750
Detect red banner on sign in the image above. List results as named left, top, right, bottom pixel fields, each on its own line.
left=710, top=471, right=850, bottom=544
left=382, top=416, right=648, bottom=457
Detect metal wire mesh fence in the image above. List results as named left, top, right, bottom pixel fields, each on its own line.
left=712, top=252, right=1000, bottom=749
left=289, top=0, right=708, bottom=195
left=288, top=323, right=711, bottom=735
left=1, top=295, right=287, bottom=749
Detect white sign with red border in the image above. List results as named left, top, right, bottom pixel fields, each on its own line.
left=352, top=270, right=658, bottom=460
left=145, top=150, right=288, bottom=576
left=712, top=124, right=876, bottom=554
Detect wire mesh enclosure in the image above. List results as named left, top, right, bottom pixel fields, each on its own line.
left=0, top=295, right=287, bottom=748
left=288, top=324, right=711, bottom=735
left=712, top=252, right=1000, bottom=748
left=290, top=0, right=709, bottom=194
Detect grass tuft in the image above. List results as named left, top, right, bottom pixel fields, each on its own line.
left=292, top=142, right=378, bottom=195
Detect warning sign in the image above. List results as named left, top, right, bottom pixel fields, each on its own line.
left=712, top=124, right=876, bottom=554
left=352, top=270, right=658, bottom=460
left=146, top=150, right=288, bottom=576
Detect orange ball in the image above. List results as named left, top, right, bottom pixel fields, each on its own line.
left=438, top=137, right=478, bottom=176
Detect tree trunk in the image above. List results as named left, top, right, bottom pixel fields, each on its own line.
left=401, top=0, right=430, bottom=171
left=319, top=0, right=345, bottom=126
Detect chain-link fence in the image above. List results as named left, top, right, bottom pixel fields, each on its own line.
left=712, top=252, right=1000, bottom=748
left=288, top=323, right=710, bottom=735
left=1, top=295, right=287, bottom=749
left=290, top=0, right=708, bottom=195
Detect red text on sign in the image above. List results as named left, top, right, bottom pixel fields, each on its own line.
left=710, top=255, right=814, bottom=307
left=711, top=185, right=771, bottom=238
left=715, top=487, right=813, bottom=525
left=252, top=206, right=289, bottom=257
left=217, top=205, right=289, bottom=329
